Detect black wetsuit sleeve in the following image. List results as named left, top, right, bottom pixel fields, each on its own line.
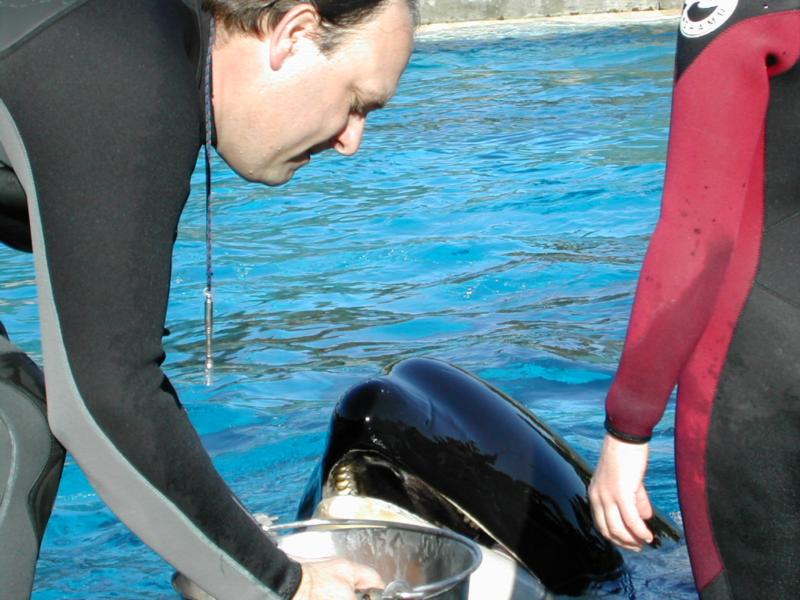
left=0, top=2, right=300, bottom=598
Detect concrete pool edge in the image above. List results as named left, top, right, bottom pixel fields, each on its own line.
left=418, top=8, right=680, bottom=35
left=419, top=1, right=682, bottom=26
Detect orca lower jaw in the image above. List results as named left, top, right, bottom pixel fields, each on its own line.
left=323, top=451, right=512, bottom=556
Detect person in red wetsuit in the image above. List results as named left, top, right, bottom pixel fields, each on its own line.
left=589, top=2, right=800, bottom=599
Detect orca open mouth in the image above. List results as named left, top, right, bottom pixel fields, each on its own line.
left=325, top=451, right=501, bottom=551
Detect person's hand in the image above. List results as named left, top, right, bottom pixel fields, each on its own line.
left=291, top=557, right=384, bottom=600
left=589, top=434, right=654, bottom=551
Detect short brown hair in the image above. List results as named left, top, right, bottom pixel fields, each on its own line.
left=203, top=0, right=419, bottom=53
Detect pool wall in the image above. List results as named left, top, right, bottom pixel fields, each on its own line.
left=420, top=0, right=683, bottom=24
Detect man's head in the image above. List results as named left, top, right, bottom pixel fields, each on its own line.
left=205, top=0, right=418, bottom=185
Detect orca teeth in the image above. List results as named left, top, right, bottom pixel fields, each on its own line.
left=333, top=464, right=356, bottom=495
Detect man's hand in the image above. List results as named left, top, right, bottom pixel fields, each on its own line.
left=589, top=434, right=654, bottom=551
left=292, top=557, right=384, bottom=600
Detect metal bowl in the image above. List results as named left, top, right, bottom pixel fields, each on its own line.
left=269, top=519, right=482, bottom=600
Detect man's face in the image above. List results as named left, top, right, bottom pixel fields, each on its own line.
left=212, top=1, right=415, bottom=185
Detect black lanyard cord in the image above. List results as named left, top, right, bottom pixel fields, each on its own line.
left=203, top=16, right=216, bottom=383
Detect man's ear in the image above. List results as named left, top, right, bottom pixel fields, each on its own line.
left=266, top=4, right=321, bottom=71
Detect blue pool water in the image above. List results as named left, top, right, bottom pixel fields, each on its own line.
left=2, top=15, right=697, bottom=599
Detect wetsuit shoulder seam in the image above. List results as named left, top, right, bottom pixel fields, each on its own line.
left=0, top=0, right=90, bottom=60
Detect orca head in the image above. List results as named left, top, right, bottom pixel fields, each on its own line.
left=298, top=358, right=658, bottom=595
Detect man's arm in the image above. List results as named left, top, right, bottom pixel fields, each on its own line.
left=0, top=2, right=301, bottom=598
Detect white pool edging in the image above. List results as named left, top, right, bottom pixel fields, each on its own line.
left=420, top=0, right=683, bottom=24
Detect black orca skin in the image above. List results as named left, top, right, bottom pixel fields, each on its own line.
left=298, top=358, right=679, bottom=595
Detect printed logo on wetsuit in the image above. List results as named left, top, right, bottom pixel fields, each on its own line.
left=680, top=0, right=738, bottom=38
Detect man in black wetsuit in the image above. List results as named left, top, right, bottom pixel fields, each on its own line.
left=589, top=2, right=800, bottom=599
left=0, top=1, right=416, bottom=598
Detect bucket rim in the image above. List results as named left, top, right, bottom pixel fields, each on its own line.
left=265, top=518, right=483, bottom=599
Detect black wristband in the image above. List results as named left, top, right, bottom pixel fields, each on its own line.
left=604, top=417, right=651, bottom=444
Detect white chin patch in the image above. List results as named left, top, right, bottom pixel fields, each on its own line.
left=314, top=494, right=435, bottom=526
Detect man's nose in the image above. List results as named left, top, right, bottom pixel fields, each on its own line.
left=332, top=113, right=366, bottom=156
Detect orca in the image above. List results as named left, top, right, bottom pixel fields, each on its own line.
left=298, top=357, right=680, bottom=596
left=174, top=357, right=680, bottom=599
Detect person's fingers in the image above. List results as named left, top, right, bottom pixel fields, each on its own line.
left=294, top=558, right=385, bottom=600
left=617, top=491, right=654, bottom=545
left=603, top=502, right=643, bottom=551
left=636, top=484, right=654, bottom=520
left=348, top=560, right=384, bottom=590
left=590, top=474, right=630, bottom=546
left=590, top=474, right=642, bottom=549
left=589, top=486, right=610, bottom=540
left=589, top=435, right=654, bottom=551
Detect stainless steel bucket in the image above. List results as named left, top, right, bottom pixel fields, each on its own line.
left=269, top=519, right=482, bottom=600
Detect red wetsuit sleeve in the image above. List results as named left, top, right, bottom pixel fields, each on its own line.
left=605, top=15, right=800, bottom=442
